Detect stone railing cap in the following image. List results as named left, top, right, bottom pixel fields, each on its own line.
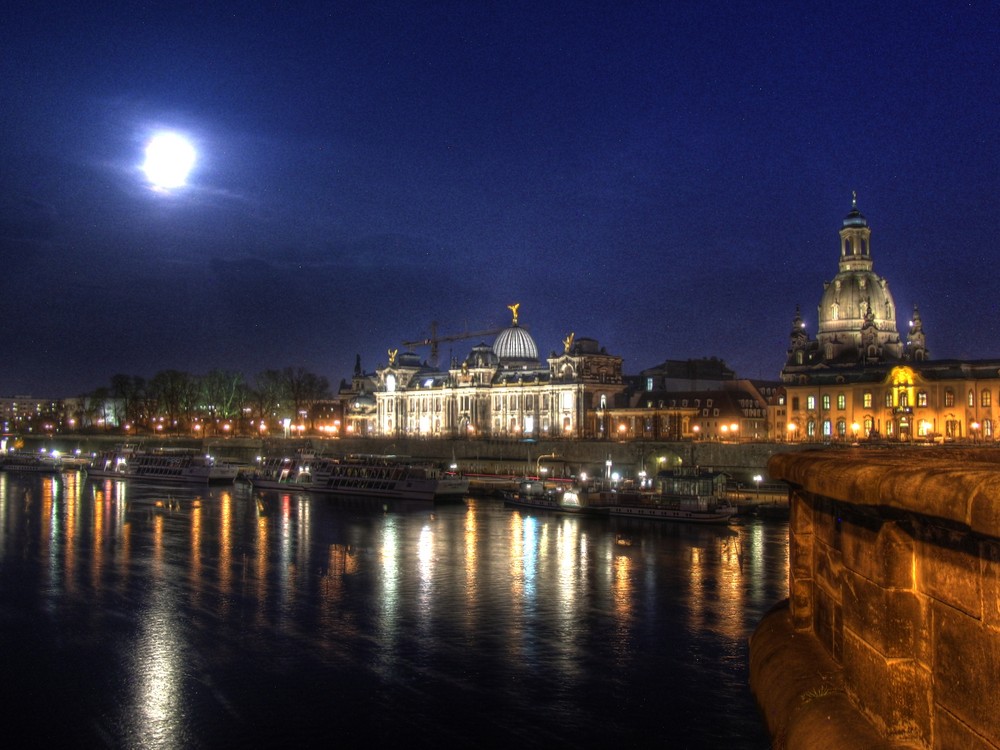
left=769, top=448, right=1000, bottom=537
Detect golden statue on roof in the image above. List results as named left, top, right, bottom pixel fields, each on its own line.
left=508, top=302, right=520, bottom=325
left=563, top=332, right=575, bottom=354
left=388, top=348, right=398, bottom=365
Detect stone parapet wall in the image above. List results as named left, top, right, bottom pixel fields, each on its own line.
left=752, top=448, right=1000, bottom=749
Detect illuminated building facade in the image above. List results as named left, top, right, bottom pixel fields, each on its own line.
left=781, top=198, right=1000, bottom=442
left=344, top=306, right=626, bottom=439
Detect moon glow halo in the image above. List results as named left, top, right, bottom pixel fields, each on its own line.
left=142, top=132, right=196, bottom=190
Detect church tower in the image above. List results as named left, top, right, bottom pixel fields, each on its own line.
left=814, top=194, right=903, bottom=364
left=905, top=304, right=929, bottom=362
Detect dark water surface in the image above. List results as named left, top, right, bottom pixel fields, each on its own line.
left=0, top=472, right=787, bottom=748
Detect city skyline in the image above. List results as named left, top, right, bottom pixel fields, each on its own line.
left=2, top=2, right=999, bottom=396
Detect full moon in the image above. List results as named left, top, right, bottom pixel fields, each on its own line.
left=142, top=132, right=196, bottom=189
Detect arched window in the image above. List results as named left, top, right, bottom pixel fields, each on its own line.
left=822, top=419, right=832, bottom=437
left=836, top=419, right=846, bottom=437
left=985, top=420, right=994, bottom=438
left=863, top=416, right=874, bottom=436
left=807, top=419, right=816, bottom=437
left=981, top=389, right=992, bottom=407
left=968, top=390, right=975, bottom=408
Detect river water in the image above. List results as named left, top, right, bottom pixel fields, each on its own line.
left=0, top=471, right=787, bottom=748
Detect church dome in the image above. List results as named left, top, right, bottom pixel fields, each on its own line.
left=817, top=271, right=897, bottom=332
left=842, top=205, right=868, bottom=228
left=815, top=197, right=903, bottom=362
left=493, top=323, right=538, bottom=363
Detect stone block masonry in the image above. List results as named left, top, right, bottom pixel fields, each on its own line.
left=751, top=448, right=1000, bottom=749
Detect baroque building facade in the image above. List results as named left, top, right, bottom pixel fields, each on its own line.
left=781, top=197, right=998, bottom=443
left=343, top=305, right=627, bottom=439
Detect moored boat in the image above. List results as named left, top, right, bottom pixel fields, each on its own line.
left=86, top=444, right=138, bottom=479
left=249, top=454, right=317, bottom=492
left=86, top=446, right=238, bottom=484
left=0, top=450, right=65, bottom=473
left=502, top=479, right=585, bottom=514
left=307, top=455, right=439, bottom=502
left=584, top=469, right=735, bottom=525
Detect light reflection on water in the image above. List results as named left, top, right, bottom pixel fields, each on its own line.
left=0, top=472, right=788, bottom=748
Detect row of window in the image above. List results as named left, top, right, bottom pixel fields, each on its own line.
left=793, top=388, right=997, bottom=411
left=797, top=417, right=996, bottom=439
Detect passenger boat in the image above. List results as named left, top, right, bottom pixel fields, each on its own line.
left=399, top=458, right=469, bottom=499
left=249, top=454, right=317, bottom=492
left=86, top=445, right=138, bottom=479
left=87, top=446, right=238, bottom=484
left=0, top=450, right=65, bottom=473
left=433, top=471, right=470, bottom=499
left=584, top=469, right=735, bottom=525
left=502, top=479, right=586, bottom=514
left=307, top=455, right=439, bottom=502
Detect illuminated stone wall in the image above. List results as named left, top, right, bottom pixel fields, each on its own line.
left=752, top=448, right=1000, bottom=749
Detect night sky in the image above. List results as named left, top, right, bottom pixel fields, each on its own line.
left=2, top=2, right=998, bottom=396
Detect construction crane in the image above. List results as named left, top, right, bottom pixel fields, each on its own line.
left=402, top=321, right=506, bottom=369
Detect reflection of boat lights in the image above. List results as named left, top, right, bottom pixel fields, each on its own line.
left=418, top=524, right=433, bottom=584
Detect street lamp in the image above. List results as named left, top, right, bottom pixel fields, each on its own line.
left=971, top=421, right=980, bottom=443
left=753, top=474, right=762, bottom=498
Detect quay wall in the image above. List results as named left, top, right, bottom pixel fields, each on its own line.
left=19, top=434, right=798, bottom=485
left=751, top=448, right=1000, bottom=749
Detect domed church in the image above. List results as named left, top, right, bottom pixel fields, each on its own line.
left=779, top=197, right=1000, bottom=444
left=784, top=194, right=925, bottom=370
